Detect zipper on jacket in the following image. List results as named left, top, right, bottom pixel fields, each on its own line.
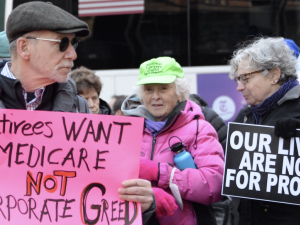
left=145, top=115, right=178, bottom=160
left=150, top=136, right=156, bottom=160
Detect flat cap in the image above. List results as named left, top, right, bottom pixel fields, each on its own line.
left=6, top=1, right=89, bottom=43
left=0, top=31, right=10, bottom=58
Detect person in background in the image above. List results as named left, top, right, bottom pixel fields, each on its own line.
left=229, top=36, right=300, bottom=225
left=188, top=94, right=227, bottom=150
left=109, top=94, right=117, bottom=110
left=188, top=94, right=234, bottom=225
left=70, top=66, right=113, bottom=115
left=112, top=94, right=128, bottom=115
left=0, top=31, right=10, bottom=67
left=122, top=56, right=224, bottom=225
left=2, top=1, right=155, bottom=223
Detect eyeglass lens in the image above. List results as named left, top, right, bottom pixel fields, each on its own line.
left=235, top=75, right=245, bottom=84
left=235, top=69, right=264, bottom=85
left=60, top=37, right=79, bottom=52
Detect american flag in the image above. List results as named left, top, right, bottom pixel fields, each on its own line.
left=78, top=0, right=145, bottom=17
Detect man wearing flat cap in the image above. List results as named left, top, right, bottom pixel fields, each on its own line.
left=0, top=1, right=155, bottom=224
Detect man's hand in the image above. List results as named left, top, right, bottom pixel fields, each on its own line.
left=118, top=179, right=153, bottom=213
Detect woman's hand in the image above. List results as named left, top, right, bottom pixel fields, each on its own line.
left=152, top=187, right=178, bottom=218
left=139, top=158, right=159, bottom=181
left=274, top=118, right=300, bottom=139
left=118, top=179, right=154, bottom=212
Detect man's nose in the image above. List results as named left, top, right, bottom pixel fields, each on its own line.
left=64, top=43, right=77, bottom=61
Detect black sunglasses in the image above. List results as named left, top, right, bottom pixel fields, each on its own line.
left=26, top=36, right=79, bottom=52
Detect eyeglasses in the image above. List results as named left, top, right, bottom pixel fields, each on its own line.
left=234, top=69, right=265, bottom=85
left=26, top=36, right=79, bottom=52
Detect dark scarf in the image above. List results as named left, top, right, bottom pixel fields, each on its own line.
left=250, top=78, right=299, bottom=124
left=145, top=119, right=167, bottom=137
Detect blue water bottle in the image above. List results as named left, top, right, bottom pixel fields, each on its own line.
left=169, top=136, right=197, bottom=170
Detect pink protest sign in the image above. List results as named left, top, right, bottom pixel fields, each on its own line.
left=0, top=109, right=144, bottom=225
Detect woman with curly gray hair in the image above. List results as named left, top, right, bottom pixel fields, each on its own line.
left=230, top=37, right=300, bottom=225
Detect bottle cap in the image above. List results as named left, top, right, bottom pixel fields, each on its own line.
left=170, top=142, right=184, bottom=153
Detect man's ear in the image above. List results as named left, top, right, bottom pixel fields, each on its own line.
left=17, top=37, right=30, bottom=60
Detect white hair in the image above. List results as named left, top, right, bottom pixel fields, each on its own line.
left=229, top=36, right=297, bottom=83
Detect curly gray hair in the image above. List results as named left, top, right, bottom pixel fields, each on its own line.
left=229, top=37, right=297, bottom=84
left=134, top=78, right=190, bottom=103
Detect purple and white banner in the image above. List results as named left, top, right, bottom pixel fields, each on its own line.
left=197, top=73, right=245, bottom=124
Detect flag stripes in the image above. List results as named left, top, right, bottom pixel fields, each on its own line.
left=78, top=0, right=144, bottom=17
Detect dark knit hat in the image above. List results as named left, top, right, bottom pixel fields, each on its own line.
left=6, top=1, right=89, bottom=43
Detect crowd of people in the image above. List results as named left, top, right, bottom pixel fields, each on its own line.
left=1, top=1, right=300, bottom=225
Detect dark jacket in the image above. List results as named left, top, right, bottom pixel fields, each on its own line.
left=200, top=106, right=227, bottom=152
left=0, top=60, right=8, bottom=68
left=189, top=94, right=227, bottom=152
left=98, top=98, right=113, bottom=115
left=0, top=74, right=89, bottom=113
left=234, top=85, right=300, bottom=225
left=189, top=94, right=234, bottom=225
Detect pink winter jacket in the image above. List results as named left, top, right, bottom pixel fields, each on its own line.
left=122, top=95, right=224, bottom=225
left=141, top=100, right=224, bottom=225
